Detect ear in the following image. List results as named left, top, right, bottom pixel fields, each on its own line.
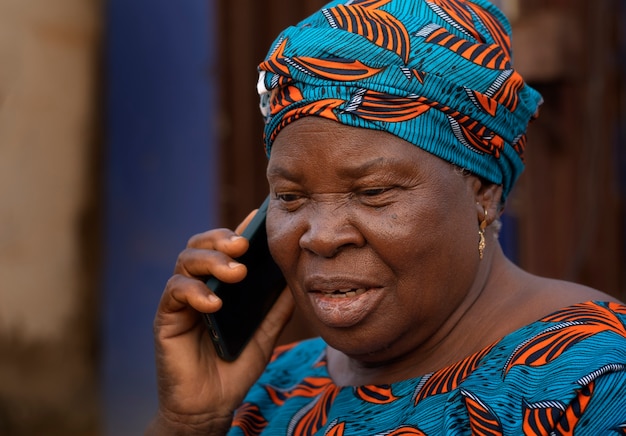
left=472, top=179, right=504, bottom=225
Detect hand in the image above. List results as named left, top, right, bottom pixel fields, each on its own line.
left=147, top=211, right=295, bottom=435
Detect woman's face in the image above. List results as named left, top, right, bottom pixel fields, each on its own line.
left=266, top=117, right=483, bottom=363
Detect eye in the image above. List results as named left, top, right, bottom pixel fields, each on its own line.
left=275, top=193, right=300, bottom=202
left=360, top=187, right=390, bottom=197
left=357, top=186, right=396, bottom=207
left=273, top=192, right=305, bottom=211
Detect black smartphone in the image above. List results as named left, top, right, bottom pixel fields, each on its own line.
left=203, top=195, right=287, bottom=361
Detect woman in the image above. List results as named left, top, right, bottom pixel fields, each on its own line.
left=147, top=0, right=626, bottom=434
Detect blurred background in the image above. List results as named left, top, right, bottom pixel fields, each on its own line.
left=0, top=0, right=624, bottom=434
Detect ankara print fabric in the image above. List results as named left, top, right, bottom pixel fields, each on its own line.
left=229, top=301, right=626, bottom=435
left=257, top=0, right=543, bottom=199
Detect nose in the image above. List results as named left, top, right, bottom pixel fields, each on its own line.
left=298, top=201, right=365, bottom=258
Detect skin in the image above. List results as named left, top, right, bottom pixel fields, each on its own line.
left=147, top=117, right=618, bottom=434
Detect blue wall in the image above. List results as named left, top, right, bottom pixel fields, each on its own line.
left=103, top=1, right=218, bottom=434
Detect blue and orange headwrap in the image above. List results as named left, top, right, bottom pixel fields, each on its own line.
left=257, top=0, right=543, bottom=198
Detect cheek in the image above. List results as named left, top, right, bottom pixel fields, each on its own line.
left=415, top=209, right=480, bottom=301
left=378, top=199, right=478, bottom=287
left=266, top=211, right=300, bottom=274
left=372, top=205, right=445, bottom=257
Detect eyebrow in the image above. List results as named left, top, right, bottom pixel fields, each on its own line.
left=267, top=156, right=413, bottom=180
left=266, top=165, right=299, bottom=181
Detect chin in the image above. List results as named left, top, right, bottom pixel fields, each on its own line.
left=321, top=328, right=403, bottom=364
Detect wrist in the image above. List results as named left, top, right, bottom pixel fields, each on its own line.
left=146, top=408, right=233, bottom=436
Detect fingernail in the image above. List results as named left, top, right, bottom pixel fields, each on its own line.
left=230, top=235, right=243, bottom=241
left=207, top=293, right=220, bottom=303
left=228, top=261, right=241, bottom=269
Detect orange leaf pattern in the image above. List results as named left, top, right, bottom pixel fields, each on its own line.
left=461, top=389, right=503, bottom=435
left=504, top=302, right=626, bottom=375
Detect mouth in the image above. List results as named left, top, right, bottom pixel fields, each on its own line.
left=304, top=275, right=380, bottom=294
left=316, top=288, right=368, bottom=299
left=304, top=278, right=386, bottom=328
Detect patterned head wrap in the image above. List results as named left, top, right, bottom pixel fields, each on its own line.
left=257, top=0, right=543, bottom=198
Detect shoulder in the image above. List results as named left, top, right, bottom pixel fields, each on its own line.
left=523, top=277, right=622, bottom=321
left=493, top=300, right=626, bottom=388
left=506, top=302, right=626, bottom=432
left=509, top=300, right=626, bottom=353
left=474, top=258, right=623, bottom=352
left=459, top=301, right=626, bottom=429
left=537, top=277, right=621, bottom=305
left=496, top=259, right=623, bottom=329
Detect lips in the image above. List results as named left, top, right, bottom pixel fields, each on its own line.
left=304, top=276, right=385, bottom=327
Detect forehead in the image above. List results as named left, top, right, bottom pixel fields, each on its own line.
left=266, top=117, right=437, bottom=176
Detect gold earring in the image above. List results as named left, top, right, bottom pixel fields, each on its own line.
left=478, top=209, right=488, bottom=260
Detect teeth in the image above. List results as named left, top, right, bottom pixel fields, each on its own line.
left=326, top=288, right=366, bottom=299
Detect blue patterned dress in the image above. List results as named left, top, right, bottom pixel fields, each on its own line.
left=229, top=301, right=626, bottom=435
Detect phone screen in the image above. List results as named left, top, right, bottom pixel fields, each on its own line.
left=203, top=195, right=287, bottom=361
